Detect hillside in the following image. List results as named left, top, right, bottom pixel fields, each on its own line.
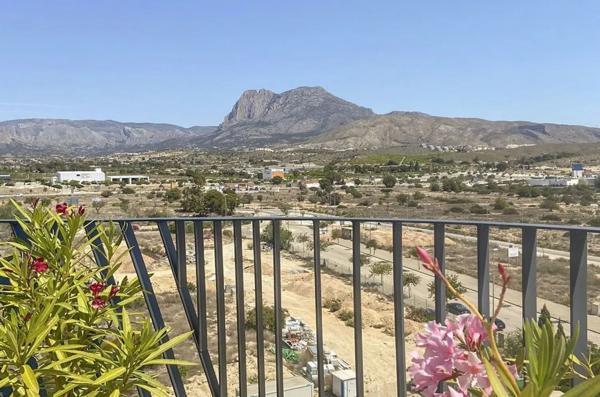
left=307, top=111, right=600, bottom=149
left=0, top=119, right=216, bottom=154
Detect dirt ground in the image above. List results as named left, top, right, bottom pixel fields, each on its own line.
left=113, top=230, right=420, bottom=396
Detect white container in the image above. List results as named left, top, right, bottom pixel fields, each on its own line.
left=331, top=369, right=357, bottom=397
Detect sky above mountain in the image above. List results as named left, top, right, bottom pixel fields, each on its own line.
left=1, top=1, right=599, bottom=127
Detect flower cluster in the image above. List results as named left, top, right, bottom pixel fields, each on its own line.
left=55, top=202, right=85, bottom=216
left=89, top=281, right=119, bottom=310
left=31, top=257, right=49, bottom=273
left=410, top=246, right=520, bottom=397
left=410, top=315, right=492, bottom=396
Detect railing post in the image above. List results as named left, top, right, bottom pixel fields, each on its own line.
left=522, top=227, right=537, bottom=322
left=233, top=220, right=247, bottom=397
left=570, top=230, right=588, bottom=381
left=272, top=220, right=284, bottom=397
left=313, top=220, right=325, bottom=397
left=477, top=225, right=490, bottom=318
left=213, top=220, right=228, bottom=397
left=434, top=223, right=446, bottom=323
left=392, top=222, right=406, bottom=397
left=352, top=221, right=364, bottom=397
left=252, top=220, right=266, bottom=397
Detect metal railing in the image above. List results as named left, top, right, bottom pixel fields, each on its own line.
left=4, top=216, right=600, bottom=397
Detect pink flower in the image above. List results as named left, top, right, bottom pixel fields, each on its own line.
left=109, top=285, right=119, bottom=298
left=31, top=257, right=49, bottom=273
left=91, top=297, right=107, bottom=310
left=55, top=202, right=68, bottom=215
left=455, top=314, right=489, bottom=350
left=416, top=246, right=440, bottom=273
left=411, top=316, right=493, bottom=395
left=89, top=282, right=106, bottom=296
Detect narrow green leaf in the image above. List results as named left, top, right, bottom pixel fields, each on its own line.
left=93, top=367, right=126, bottom=385
left=21, top=364, right=39, bottom=393
left=562, top=374, right=600, bottom=397
left=482, top=356, right=511, bottom=397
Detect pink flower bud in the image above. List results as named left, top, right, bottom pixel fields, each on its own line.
left=416, top=246, right=440, bottom=273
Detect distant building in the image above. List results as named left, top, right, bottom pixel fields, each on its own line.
left=527, top=177, right=579, bottom=187
left=572, top=163, right=584, bottom=178
left=0, top=174, right=11, bottom=181
left=108, top=175, right=150, bottom=184
left=262, top=167, right=285, bottom=180
left=55, top=168, right=105, bottom=183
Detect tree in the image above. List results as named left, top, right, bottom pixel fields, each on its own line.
left=319, top=178, right=333, bottom=192
left=296, top=233, right=310, bottom=254
left=430, top=181, right=441, bottom=192
left=366, top=239, right=378, bottom=254
left=164, top=188, right=182, bottom=203
left=428, top=273, right=467, bottom=300
left=203, top=189, right=228, bottom=215
left=396, top=193, right=410, bottom=205
left=403, top=272, right=421, bottom=297
left=369, top=261, right=392, bottom=287
left=223, top=189, right=240, bottom=214
left=271, top=176, right=284, bottom=185
left=261, top=223, right=294, bottom=251
left=331, top=228, right=342, bottom=242
left=382, top=174, right=397, bottom=188
left=256, top=194, right=263, bottom=202
left=92, top=199, right=105, bottom=214
left=349, top=253, right=370, bottom=267
left=181, top=185, right=205, bottom=213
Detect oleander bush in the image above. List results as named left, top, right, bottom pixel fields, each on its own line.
left=0, top=201, right=193, bottom=396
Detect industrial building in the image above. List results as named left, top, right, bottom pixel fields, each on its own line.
left=245, top=376, right=313, bottom=397
left=54, top=168, right=105, bottom=183
left=262, top=167, right=285, bottom=181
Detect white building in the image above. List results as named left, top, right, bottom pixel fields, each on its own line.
left=572, top=163, right=584, bottom=178
left=527, top=177, right=580, bottom=187
left=55, top=168, right=105, bottom=183
left=108, top=175, right=150, bottom=184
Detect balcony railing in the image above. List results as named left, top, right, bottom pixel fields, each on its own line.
left=3, top=216, right=600, bottom=397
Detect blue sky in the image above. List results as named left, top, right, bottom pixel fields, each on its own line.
left=1, top=1, right=599, bottom=127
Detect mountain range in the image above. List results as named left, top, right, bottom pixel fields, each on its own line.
left=1, top=87, right=599, bottom=154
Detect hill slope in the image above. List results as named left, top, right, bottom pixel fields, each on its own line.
left=307, top=111, right=600, bottom=149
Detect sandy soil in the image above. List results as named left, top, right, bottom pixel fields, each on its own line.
left=113, top=231, right=420, bottom=396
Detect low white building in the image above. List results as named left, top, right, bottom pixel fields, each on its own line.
left=527, top=177, right=580, bottom=187
left=55, top=168, right=105, bottom=183
left=108, top=175, right=150, bottom=184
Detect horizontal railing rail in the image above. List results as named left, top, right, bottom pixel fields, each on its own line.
left=1, top=216, right=598, bottom=397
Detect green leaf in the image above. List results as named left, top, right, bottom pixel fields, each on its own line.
left=109, top=390, right=121, bottom=397
left=562, top=375, right=600, bottom=397
left=141, top=331, right=193, bottom=364
left=21, top=364, right=39, bottom=393
left=93, top=367, right=126, bottom=385
left=482, top=356, right=511, bottom=397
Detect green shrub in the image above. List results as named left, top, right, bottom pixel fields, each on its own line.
left=0, top=201, right=192, bottom=394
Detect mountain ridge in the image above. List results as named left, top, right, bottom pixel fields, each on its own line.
left=1, top=86, right=600, bottom=154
